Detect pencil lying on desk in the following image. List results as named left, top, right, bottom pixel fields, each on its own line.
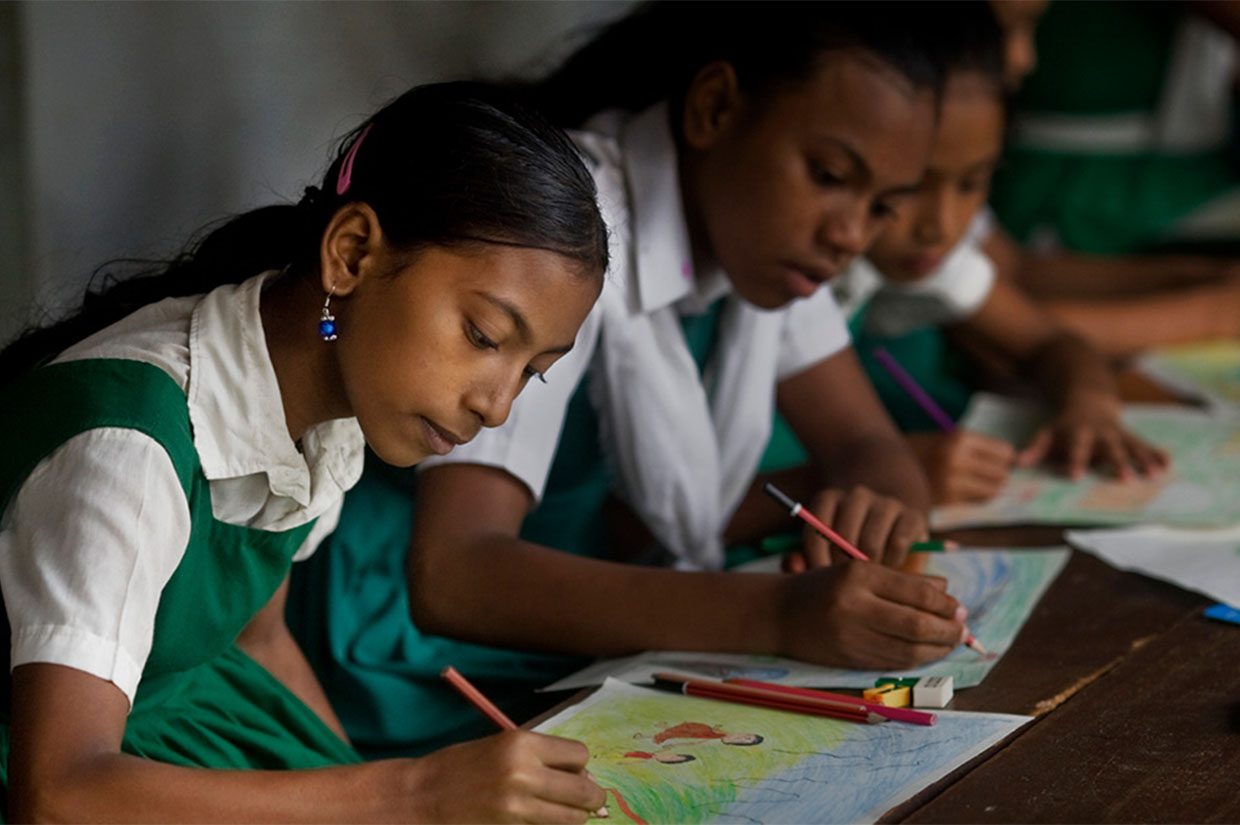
left=762, top=482, right=990, bottom=657
left=872, top=346, right=956, bottom=432
left=724, top=678, right=936, bottom=726
left=653, top=672, right=888, bottom=724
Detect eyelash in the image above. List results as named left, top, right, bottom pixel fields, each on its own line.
left=808, top=160, right=844, bottom=188
left=469, top=322, right=547, bottom=384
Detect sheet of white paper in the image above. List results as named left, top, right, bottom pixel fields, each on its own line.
left=1066, top=523, right=1240, bottom=606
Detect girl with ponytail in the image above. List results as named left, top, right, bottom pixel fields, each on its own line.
left=0, top=81, right=609, bottom=822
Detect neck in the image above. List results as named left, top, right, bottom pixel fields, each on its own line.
left=260, top=274, right=352, bottom=442
left=677, top=151, right=720, bottom=281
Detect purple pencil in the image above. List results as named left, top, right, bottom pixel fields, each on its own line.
left=872, top=346, right=956, bottom=432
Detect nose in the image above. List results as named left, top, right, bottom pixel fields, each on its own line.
left=816, top=200, right=869, bottom=259
left=464, top=370, right=519, bottom=430
left=912, top=186, right=956, bottom=248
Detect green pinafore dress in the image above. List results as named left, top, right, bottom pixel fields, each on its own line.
left=0, top=359, right=359, bottom=802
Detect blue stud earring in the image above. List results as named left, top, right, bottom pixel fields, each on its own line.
left=318, top=286, right=338, bottom=341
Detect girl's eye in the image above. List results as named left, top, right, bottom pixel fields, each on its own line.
left=467, top=322, right=498, bottom=350
left=524, top=366, right=548, bottom=384
left=808, top=160, right=845, bottom=188
left=870, top=199, right=897, bottom=220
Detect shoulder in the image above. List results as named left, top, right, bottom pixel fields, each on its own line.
left=54, top=294, right=199, bottom=390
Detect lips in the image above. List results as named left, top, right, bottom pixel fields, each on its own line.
left=784, top=263, right=838, bottom=299
left=420, top=416, right=466, bottom=456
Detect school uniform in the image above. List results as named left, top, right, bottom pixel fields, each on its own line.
left=0, top=273, right=363, bottom=789
left=287, top=102, right=852, bottom=754
left=990, top=1, right=1240, bottom=254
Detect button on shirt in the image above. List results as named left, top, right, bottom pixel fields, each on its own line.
left=423, top=103, right=851, bottom=569
left=0, top=273, right=365, bottom=704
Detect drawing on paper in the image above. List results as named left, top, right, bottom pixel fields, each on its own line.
left=933, top=394, right=1240, bottom=530
left=1137, top=341, right=1240, bottom=409
left=536, top=679, right=1030, bottom=824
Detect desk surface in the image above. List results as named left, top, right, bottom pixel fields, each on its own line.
left=876, top=527, right=1239, bottom=823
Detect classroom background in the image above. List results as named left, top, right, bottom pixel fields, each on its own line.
left=0, top=0, right=636, bottom=344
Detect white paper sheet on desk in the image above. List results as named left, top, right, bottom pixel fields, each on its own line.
left=535, top=677, right=1031, bottom=825
left=931, top=393, right=1240, bottom=530
left=543, top=548, right=1068, bottom=692
left=1066, top=524, right=1240, bottom=606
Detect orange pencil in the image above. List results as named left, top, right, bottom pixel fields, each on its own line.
left=441, top=665, right=517, bottom=729
left=441, top=666, right=609, bottom=819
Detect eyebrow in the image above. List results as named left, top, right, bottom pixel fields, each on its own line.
left=478, top=293, right=576, bottom=355
left=819, top=137, right=923, bottom=198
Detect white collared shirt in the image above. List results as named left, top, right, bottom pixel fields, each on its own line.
left=0, top=273, right=364, bottom=704
left=423, top=103, right=850, bottom=518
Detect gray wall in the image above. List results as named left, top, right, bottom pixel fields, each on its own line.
left=1, top=0, right=632, bottom=344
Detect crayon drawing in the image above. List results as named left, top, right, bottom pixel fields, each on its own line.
left=544, top=549, right=1067, bottom=692
left=932, top=394, right=1240, bottom=530
left=536, top=679, right=1030, bottom=824
left=1137, top=341, right=1240, bottom=410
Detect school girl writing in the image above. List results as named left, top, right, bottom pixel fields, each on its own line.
left=0, top=82, right=610, bottom=822
left=813, top=2, right=1170, bottom=507
left=288, top=1, right=979, bottom=757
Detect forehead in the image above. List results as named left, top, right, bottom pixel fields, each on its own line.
left=929, top=75, right=1004, bottom=172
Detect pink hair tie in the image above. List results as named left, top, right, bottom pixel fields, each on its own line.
left=335, top=123, right=373, bottom=196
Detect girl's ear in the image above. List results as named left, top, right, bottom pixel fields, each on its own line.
left=682, top=61, right=744, bottom=151
left=319, top=203, right=385, bottom=297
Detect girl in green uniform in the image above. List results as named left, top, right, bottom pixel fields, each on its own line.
left=0, top=82, right=608, bottom=822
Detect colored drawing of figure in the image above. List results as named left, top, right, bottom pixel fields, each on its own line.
left=652, top=722, right=764, bottom=747
left=623, top=751, right=697, bottom=764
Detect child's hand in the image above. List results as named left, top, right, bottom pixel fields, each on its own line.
left=906, top=430, right=1015, bottom=505
left=1018, top=394, right=1170, bottom=480
left=792, top=484, right=927, bottom=568
left=404, top=730, right=606, bottom=823
left=776, top=560, right=967, bottom=669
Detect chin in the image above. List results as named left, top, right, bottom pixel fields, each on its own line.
left=365, top=437, right=427, bottom=469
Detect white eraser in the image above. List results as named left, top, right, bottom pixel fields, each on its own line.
left=913, top=675, right=953, bottom=708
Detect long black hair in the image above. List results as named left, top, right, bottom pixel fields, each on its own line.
left=0, top=81, right=609, bottom=384
left=523, top=1, right=951, bottom=129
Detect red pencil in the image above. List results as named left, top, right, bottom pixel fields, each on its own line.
left=725, top=678, right=937, bottom=726
left=762, top=482, right=990, bottom=657
left=441, top=665, right=517, bottom=730
left=652, top=672, right=886, bottom=725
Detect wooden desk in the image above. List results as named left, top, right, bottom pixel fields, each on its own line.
left=880, top=526, right=1236, bottom=823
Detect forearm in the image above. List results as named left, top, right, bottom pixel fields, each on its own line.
left=816, top=432, right=933, bottom=512
left=407, top=533, right=784, bottom=657
left=1040, top=285, right=1240, bottom=360
left=1016, top=252, right=1228, bottom=299
left=12, top=751, right=415, bottom=824
left=1029, top=332, right=1119, bottom=410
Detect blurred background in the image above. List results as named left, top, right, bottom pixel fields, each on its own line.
left=0, top=0, right=634, bottom=343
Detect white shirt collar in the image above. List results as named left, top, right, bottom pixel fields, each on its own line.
left=621, top=103, right=711, bottom=315
left=186, top=273, right=364, bottom=508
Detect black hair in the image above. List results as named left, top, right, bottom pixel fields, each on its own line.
left=933, top=1, right=1006, bottom=91
left=524, top=1, right=949, bottom=129
left=0, top=81, right=608, bottom=384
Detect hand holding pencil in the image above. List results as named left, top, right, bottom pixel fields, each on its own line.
left=439, top=667, right=609, bottom=821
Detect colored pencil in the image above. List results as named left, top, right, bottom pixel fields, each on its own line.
left=872, top=346, right=957, bottom=432
left=442, top=666, right=609, bottom=819
left=762, top=482, right=990, bottom=656
left=762, top=482, right=869, bottom=561
left=725, top=678, right=937, bottom=726
left=652, top=672, right=886, bottom=724
left=910, top=539, right=960, bottom=553
left=441, top=666, right=517, bottom=730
